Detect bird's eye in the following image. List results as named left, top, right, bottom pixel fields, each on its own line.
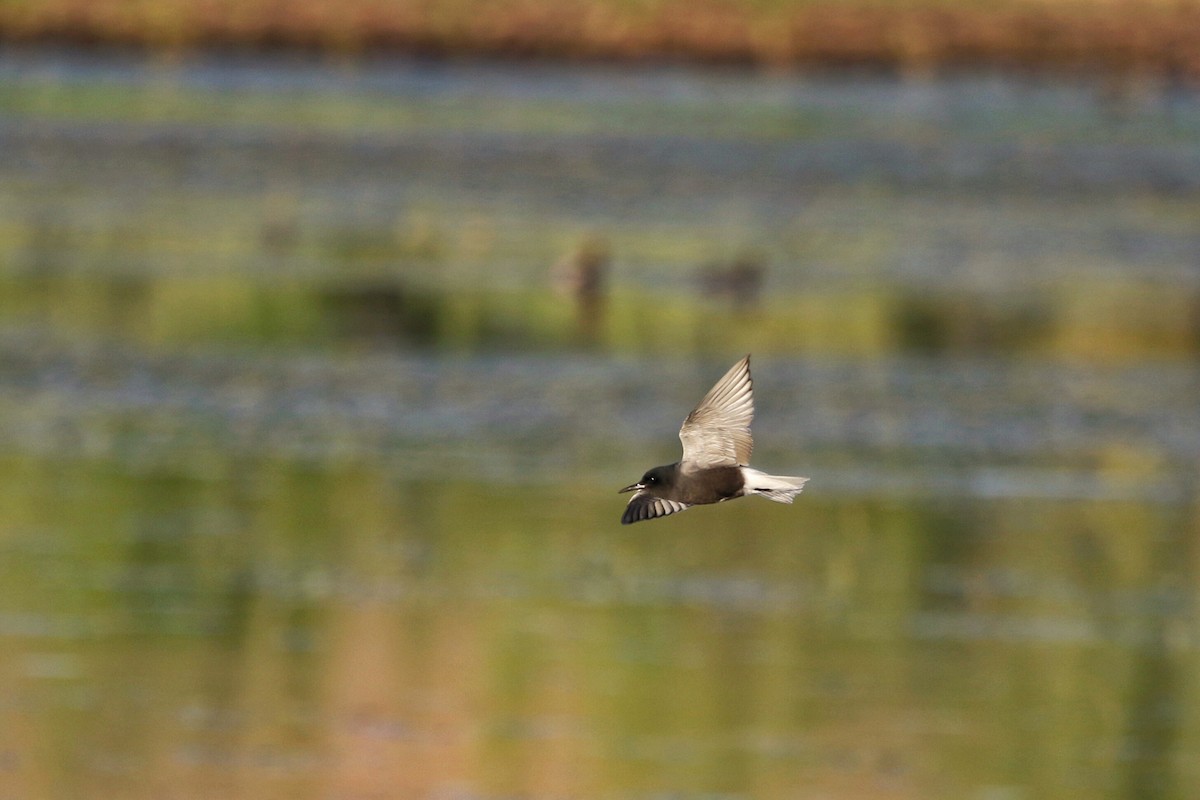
left=645, top=475, right=656, bottom=483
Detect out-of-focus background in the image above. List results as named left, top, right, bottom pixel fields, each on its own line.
left=2, top=3, right=1200, bottom=799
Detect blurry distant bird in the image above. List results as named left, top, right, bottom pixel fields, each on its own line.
left=551, top=235, right=610, bottom=343
left=619, top=355, right=808, bottom=524
left=698, top=252, right=765, bottom=310
left=551, top=236, right=609, bottom=304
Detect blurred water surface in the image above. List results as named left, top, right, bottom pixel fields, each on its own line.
left=2, top=50, right=1200, bottom=800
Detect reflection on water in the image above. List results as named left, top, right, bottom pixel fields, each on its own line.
left=2, top=50, right=1200, bottom=799
left=3, top=459, right=1198, bottom=798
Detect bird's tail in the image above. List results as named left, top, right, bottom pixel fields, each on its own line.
left=740, top=468, right=809, bottom=504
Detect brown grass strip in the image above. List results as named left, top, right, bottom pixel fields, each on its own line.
left=2, top=0, right=1199, bottom=75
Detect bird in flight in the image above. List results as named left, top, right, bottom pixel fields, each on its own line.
left=619, top=354, right=808, bottom=524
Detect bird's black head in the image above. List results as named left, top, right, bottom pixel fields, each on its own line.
left=619, top=464, right=678, bottom=496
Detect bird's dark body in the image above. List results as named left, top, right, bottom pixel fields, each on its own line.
left=620, top=463, right=747, bottom=523
left=648, top=463, right=745, bottom=505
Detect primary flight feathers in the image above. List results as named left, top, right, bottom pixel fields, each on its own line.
left=678, top=354, right=754, bottom=469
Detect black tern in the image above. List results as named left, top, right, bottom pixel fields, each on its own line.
left=619, top=354, right=808, bottom=524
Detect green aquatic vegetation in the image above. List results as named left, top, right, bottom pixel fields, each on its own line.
left=0, top=77, right=854, bottom=141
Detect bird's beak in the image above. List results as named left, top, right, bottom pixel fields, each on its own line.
left=618, top=482, right=644, bottom=494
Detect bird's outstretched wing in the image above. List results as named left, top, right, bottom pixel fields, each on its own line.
left=621, top=492, right=692, bottom=525
left=678, top=354, right=754, bottom=470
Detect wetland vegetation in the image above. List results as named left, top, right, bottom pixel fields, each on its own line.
left=1, top=49, right=1199, bottom=799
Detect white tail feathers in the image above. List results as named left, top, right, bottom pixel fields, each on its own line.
left=740, top=468, right=809, bottom=504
